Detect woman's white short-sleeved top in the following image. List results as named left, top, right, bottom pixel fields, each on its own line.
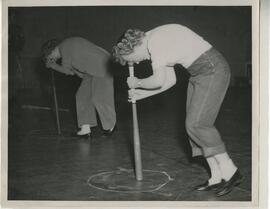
left=146, top=24, right=212, bottom=69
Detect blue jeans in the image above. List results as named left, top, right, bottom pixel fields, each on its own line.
left=186, top=48, right=231, bottom=157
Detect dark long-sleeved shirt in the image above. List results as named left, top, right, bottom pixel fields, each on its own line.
left=59, top=37, right=111, bottom=77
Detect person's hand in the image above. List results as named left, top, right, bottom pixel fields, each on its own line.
left=45, top=59, right=58, bottom=70
left=127, top=76, right=141, bottom=89
left=128, top=89, right=149, bottom=102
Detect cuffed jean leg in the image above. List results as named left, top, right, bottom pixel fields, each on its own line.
left=186, top=80, right=203, bottom=156
left=185, top=60, right=230, bottom=157
left=76, top=75, right=97, bottom=128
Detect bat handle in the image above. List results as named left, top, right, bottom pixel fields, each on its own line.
left=128, top=63, right=134, bottom=77
left=128, top=63, right=136, bottom=104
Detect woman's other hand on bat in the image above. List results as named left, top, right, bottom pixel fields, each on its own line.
left=127, top=76, right=141, bottom=89
left=128, top=89, right=149, bottom=102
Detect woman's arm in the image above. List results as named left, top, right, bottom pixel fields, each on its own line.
left=127, top=66, right=166, bottom=89
left=128, top=67, right=176, bottom=101
left=139, top=66, right=166, bottom=89
left=46, top=61, right=74, bottom=75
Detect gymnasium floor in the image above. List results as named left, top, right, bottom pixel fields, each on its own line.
left=7, top=75, right=252, bottom=201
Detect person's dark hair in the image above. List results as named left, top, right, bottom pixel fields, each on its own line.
left=112, top=29, right=145, bottom=65
left=41, top=39, right=59, bottom=61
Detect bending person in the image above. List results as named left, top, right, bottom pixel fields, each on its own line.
left=112, top=24, right=242, bottom=197
left=42, top=37, right=116, bottom=138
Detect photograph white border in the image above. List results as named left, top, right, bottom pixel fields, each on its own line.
left=1, top=0, right=266, bottom=208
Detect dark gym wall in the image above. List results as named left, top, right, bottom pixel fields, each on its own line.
left=10, top=6, right=251, bottom=89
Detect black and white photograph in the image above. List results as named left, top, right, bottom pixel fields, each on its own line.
left=1, top=0, right=266, bottom=208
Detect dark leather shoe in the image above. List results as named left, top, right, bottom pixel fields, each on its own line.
left=194, top=180, right=225, bottom=191
left=216, top=169, right=243, bottom=197
left=101, top=125, right=117, bottom=137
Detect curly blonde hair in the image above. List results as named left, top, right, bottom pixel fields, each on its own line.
left=112, top=29, right=145, bottom=65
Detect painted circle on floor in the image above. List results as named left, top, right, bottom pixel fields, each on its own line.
left=87, top=169, right=172, bottom=193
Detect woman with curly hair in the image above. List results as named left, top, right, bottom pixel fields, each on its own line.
left=112, top=24, right=242, bottom=197
left=42, top=37, right=116, bottom=138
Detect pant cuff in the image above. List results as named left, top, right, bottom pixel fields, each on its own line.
left=78, top=123, right=97, bottom=128
left=202, top=143, right=226, bottom=157
left=101, top=122, right=116, bottom=131
left=192, top=147, right=203, bottom=157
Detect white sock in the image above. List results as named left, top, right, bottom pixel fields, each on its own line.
left=77, top=124, right=91, bottom=135
left=214, top=152, right=237, bottom=181
left=206, top=157, right=222, bottom=185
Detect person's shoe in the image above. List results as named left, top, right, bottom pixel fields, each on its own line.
left=101, top=125, right=117, bottom=137
left=76, top=126, right=91, bottom=139
left=77, top=125, right=90, bottom=134
left=77, top=132, right=91, bottom=139
left=70, top=132, right=91, bottom=139
left=194, top=180, right=225, bottom=191
left=216, top=169, right=243, bottom=197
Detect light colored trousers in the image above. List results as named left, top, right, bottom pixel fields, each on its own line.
left=186, top=48, right=231, bottom=157
left=76, top=74, right=116, bottom=130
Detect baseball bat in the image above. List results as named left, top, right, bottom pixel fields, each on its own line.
left=128, top=63, right=143, bottom=181
left=51, top=70, right=61, bottom=135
